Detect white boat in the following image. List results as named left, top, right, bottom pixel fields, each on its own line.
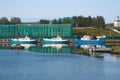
left=10, top=35, right=36, bottom=44
left=42, top=35, right=68, bottom=44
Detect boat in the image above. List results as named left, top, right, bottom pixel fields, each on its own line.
left=75, top=35, right=104, bottom=45
left=11, top=44, right=36, bottom=49
left=10, top=35, right=36, bottom=44
left=11, top=44, right=25, bottom=49
left=42, top=35, right=68, bottom=44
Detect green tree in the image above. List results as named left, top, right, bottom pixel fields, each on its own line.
left=11, top=17, right=21, bottom=24
left=39, top=19, right=49, bottom=24
left=94, top=16, right=105, bottom=29
left=0, top=17, right=9, bottom=24
left=72, top=16, right=78, bottom=27
left=86, top=16, right=92, bottom=27
left=77, top=16, right=82, bottom=27
left=52, top=19, right=58, bottom=24
left=58, top=18, right=62, bottom=24
left=63, top=17, right=71, bottom=24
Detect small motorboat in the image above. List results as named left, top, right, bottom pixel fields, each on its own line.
left=11, top=44, right=25, bottom=49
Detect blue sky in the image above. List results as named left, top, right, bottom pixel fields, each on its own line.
left=0, top=0, right=120, bottom=23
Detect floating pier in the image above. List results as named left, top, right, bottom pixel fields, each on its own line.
left=94, top=48, right=111, bottom=52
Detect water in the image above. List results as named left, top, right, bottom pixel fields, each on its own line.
left=0, top=43, right=120, bottom=80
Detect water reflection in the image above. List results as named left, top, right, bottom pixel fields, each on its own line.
left=20, top=44, right=36, bottom=49
left=0, top=50, right=120, bottom=80
left=74, top=43, right=105, bottom=56
left=0, top=43, right=120, bottom=80
left=1, top=43, right=120, bottom=62
left=29, top=43, right=72, bottom=54
left=42, top=44, right=68, bottom=50
left=73, top=43, right=120, bottom=62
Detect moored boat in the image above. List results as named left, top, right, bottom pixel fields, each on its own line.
left=11, top=44, right=36, bottom=49
left=10, top=35, right=36, bottom=44
left=11, top=44, right=25, bottom=49
left=75, top=35, right=104, bottom=44
left=42, top=36, right=68, bottom=44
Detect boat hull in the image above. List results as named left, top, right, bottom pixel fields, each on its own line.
left=11, top=44, right=25, bottom=49
left=10, top=39, right=36, bottom=44
left=74, top=39, right=104, bottom=45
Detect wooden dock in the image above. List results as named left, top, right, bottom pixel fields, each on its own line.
left=94, top=48, right=111, bottom=52
left=0, top=39, right=10, bottom=43
left=105, top=40, right=120, bottom=43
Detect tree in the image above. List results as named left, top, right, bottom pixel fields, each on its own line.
left=0, top=17, right=9, bottom=24
left=86, top=16, right=92, bottom=27
left=63, top=17, right=71, bottom=24
left=77, top=16, right=83, bottom=27
left=72, top=16, right=78, bottom=27
left=94, top=16, right=105, bottom=29
left=52, top=19, right=58, bottom=24
left=58, top=18, right=62, bottom=24
left=39, top=19, right=49, bottom=24
left=11, top=17, right=21, bottom=24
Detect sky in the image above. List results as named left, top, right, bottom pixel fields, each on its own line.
left=0, top=0, right=120, bottom=23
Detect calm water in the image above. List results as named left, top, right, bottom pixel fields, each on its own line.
left=0, top=43, right=120, bottom=80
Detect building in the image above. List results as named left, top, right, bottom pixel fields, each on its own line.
left=114, top=16, right=120, bottom=27
left=0, top=24, right=72, bottom=38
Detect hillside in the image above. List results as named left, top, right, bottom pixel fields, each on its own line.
left=73, top=27, right=120, bottom=36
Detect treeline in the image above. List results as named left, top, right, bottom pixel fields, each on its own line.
left=72, top=16, right=105, bottom=29
left=0, top=17, right=21, bottom=24
left=38, top=16, right=105, bottom=29
left=0, top=15, right=105, bottom=29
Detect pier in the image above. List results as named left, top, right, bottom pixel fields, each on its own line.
left=0, top=39, right=10, bottom=43
left=94, top=48, right=111, bottom=52
left=105, top=40, right=120, bottom=43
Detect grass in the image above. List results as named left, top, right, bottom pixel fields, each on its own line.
left=112, top=46, right=120, bottom=50
left=73, top=27, right=120, bottom=36
left=111, top=46, right=120, bottom=53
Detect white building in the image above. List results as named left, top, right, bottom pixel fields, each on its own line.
left=114, top=16, right=120, bottom=27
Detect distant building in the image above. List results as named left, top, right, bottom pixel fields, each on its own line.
left=114, top=16, right=120, bottom=27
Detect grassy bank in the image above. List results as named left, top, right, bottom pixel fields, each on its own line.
left=73, top=27, right=120, bottom=36
left=112, top=46, right=120, bottom=54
